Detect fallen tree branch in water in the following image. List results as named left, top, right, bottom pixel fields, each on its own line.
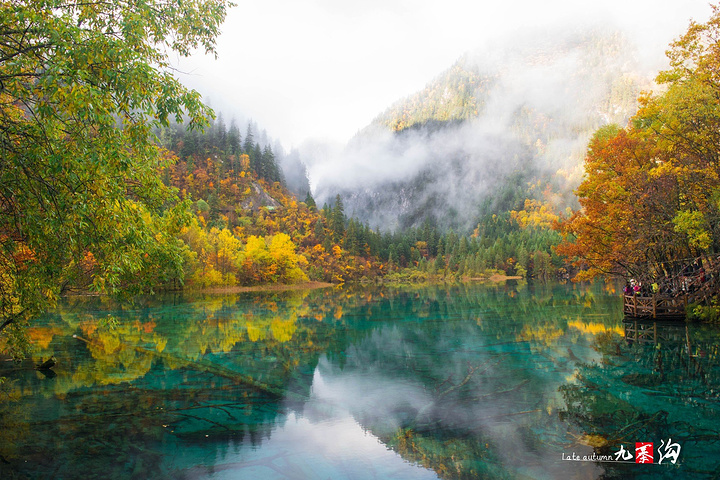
left=473, top=408, right=542, bottom=423
left=473, top=379, right=530, bottom=401
left=436, top=363, right=477, bottom=400
left=413, top=356, right=510, bottom=429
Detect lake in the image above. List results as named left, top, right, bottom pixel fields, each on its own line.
left=1, top=280, right=719, bottom=479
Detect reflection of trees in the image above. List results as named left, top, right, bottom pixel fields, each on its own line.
left=20, top=290, right=335, bottom=394
left=0, top=289, right=345, bottom=479
left=307, top=281, right=622, bottom=480
left=0, top=281, right=634, bottom=479
left=0, top=376, right=285, bottom=479
left=559, top=321, right=720, bottom=478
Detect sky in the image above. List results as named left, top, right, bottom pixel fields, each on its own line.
left=176, top=0, right=714, bottom=149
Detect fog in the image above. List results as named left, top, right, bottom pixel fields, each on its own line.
left=302, top=26, right=655, bottom=231
left=175, top=1, right=714, bottom=231
left=180, top=1, right=711, bottom=149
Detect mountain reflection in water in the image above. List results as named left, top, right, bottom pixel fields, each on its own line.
left=1, top=281, right=719, bottom=479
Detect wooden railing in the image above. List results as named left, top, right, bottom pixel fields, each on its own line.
left=623, top=255, right=720, bottom=319
left=623, top=294, right=686, bottom=319
left=623, top=279, right=717, bottom=318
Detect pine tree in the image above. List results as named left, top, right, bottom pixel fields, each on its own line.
left=215, top=112, right=227, bottom=152
left=314, top=218, right=326, bottom=242
left=228, top=118, right=241, bottom=155
left=251, top=143, right=262, bottom=177
left=261, top=145, right=281, bottom=183
left=331, top=194, right=346, bottom=242
left=243, top=123, right=255, bottom=154
left=304, top=191, right=317, bottom=209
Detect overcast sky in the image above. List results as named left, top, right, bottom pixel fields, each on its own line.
left=176, top=0, right=713, bottom=148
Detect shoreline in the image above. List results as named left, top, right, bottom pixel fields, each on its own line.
left=469, top=274, right=524, bottom=282
left=186, top=275, right=523, bottom=294
left=63, top=275, right=524, bottom=299
left=190, top=281, right=336, bottom=295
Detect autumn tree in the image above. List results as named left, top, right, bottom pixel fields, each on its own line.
left=558, top=6, right=720, bottom=281
left=0, top=0, right=232, bottom=357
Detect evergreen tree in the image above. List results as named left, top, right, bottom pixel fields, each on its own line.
left=215, top=112, right=227, bottom=152
left=181, top=129, right=199, bottom=158
left=304, top=191, right=317, bottom=209
left=227, top=118, right=241, bottom=155
left=314, top=218, right=326, bottom=242
left=433, top=255, right=445, bottom=276
left=346, top=219, right=360, bottom=255
left=243, top=123, right=255, bottom=154
left=331, top=194, right=346, bottom=242
left=261, top=144, right=281, bottom=183
left=436, top=238, right=445, bottom=257
left=250, top=143, right=262, bottom=177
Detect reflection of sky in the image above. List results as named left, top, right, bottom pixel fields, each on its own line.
left=200, top=391, right=439, bottom=479
left=300, top=325, right=608, bottom=480
left=187, top=286, right=617, bottom=479
left=198, top=318, right=610, bottom=480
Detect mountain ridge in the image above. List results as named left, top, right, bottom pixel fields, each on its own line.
left=312, top=27, right=656, bottom=232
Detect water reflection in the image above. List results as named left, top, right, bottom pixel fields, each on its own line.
left=0, top=281, right=718, bottom=479
left=559, top=319, right=720, bottom=479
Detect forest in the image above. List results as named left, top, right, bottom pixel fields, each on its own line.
left=150, top=117, right=567, bottom=291
left=557, top=6, right=720, bottom=283
left=555, top=6, right=720, bottom=319
left=4, top=0, right=720, bottom=359
left=0, top=0, right=564, bottom=357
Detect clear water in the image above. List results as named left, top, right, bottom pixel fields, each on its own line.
left=1, top=281, right=719, bottom=479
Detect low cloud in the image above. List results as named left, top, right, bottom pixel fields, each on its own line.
left=302, top=26, right=658, bottom=230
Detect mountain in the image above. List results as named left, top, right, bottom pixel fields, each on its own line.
left=371, top=59, right=486, bottom=133
left=311, top=28, right=655, bottom=232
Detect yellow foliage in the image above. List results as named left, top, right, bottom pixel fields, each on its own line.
left=515, top=324, right=564, bottom=347
left=567, top=320, right=623, bottom=336
left=581, top=435, right=609, bottom=448
left=270, top=318, right=297, bottom=343
left=26, top=327, right=62, bottom=349
left=510, top=199, right=559, bottom=229
left=191, top=265, right=223, bottom=287
left=246, top=322, right=264, bottom=342
left=239, top=154, right=250, bottom=170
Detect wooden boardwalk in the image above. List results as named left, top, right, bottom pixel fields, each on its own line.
left=623, top=293, right=686, bottom=319
left=623, top=256, right=720, bottom=319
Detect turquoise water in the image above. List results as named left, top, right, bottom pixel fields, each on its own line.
left=1, top=281, right=719, bottom=479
